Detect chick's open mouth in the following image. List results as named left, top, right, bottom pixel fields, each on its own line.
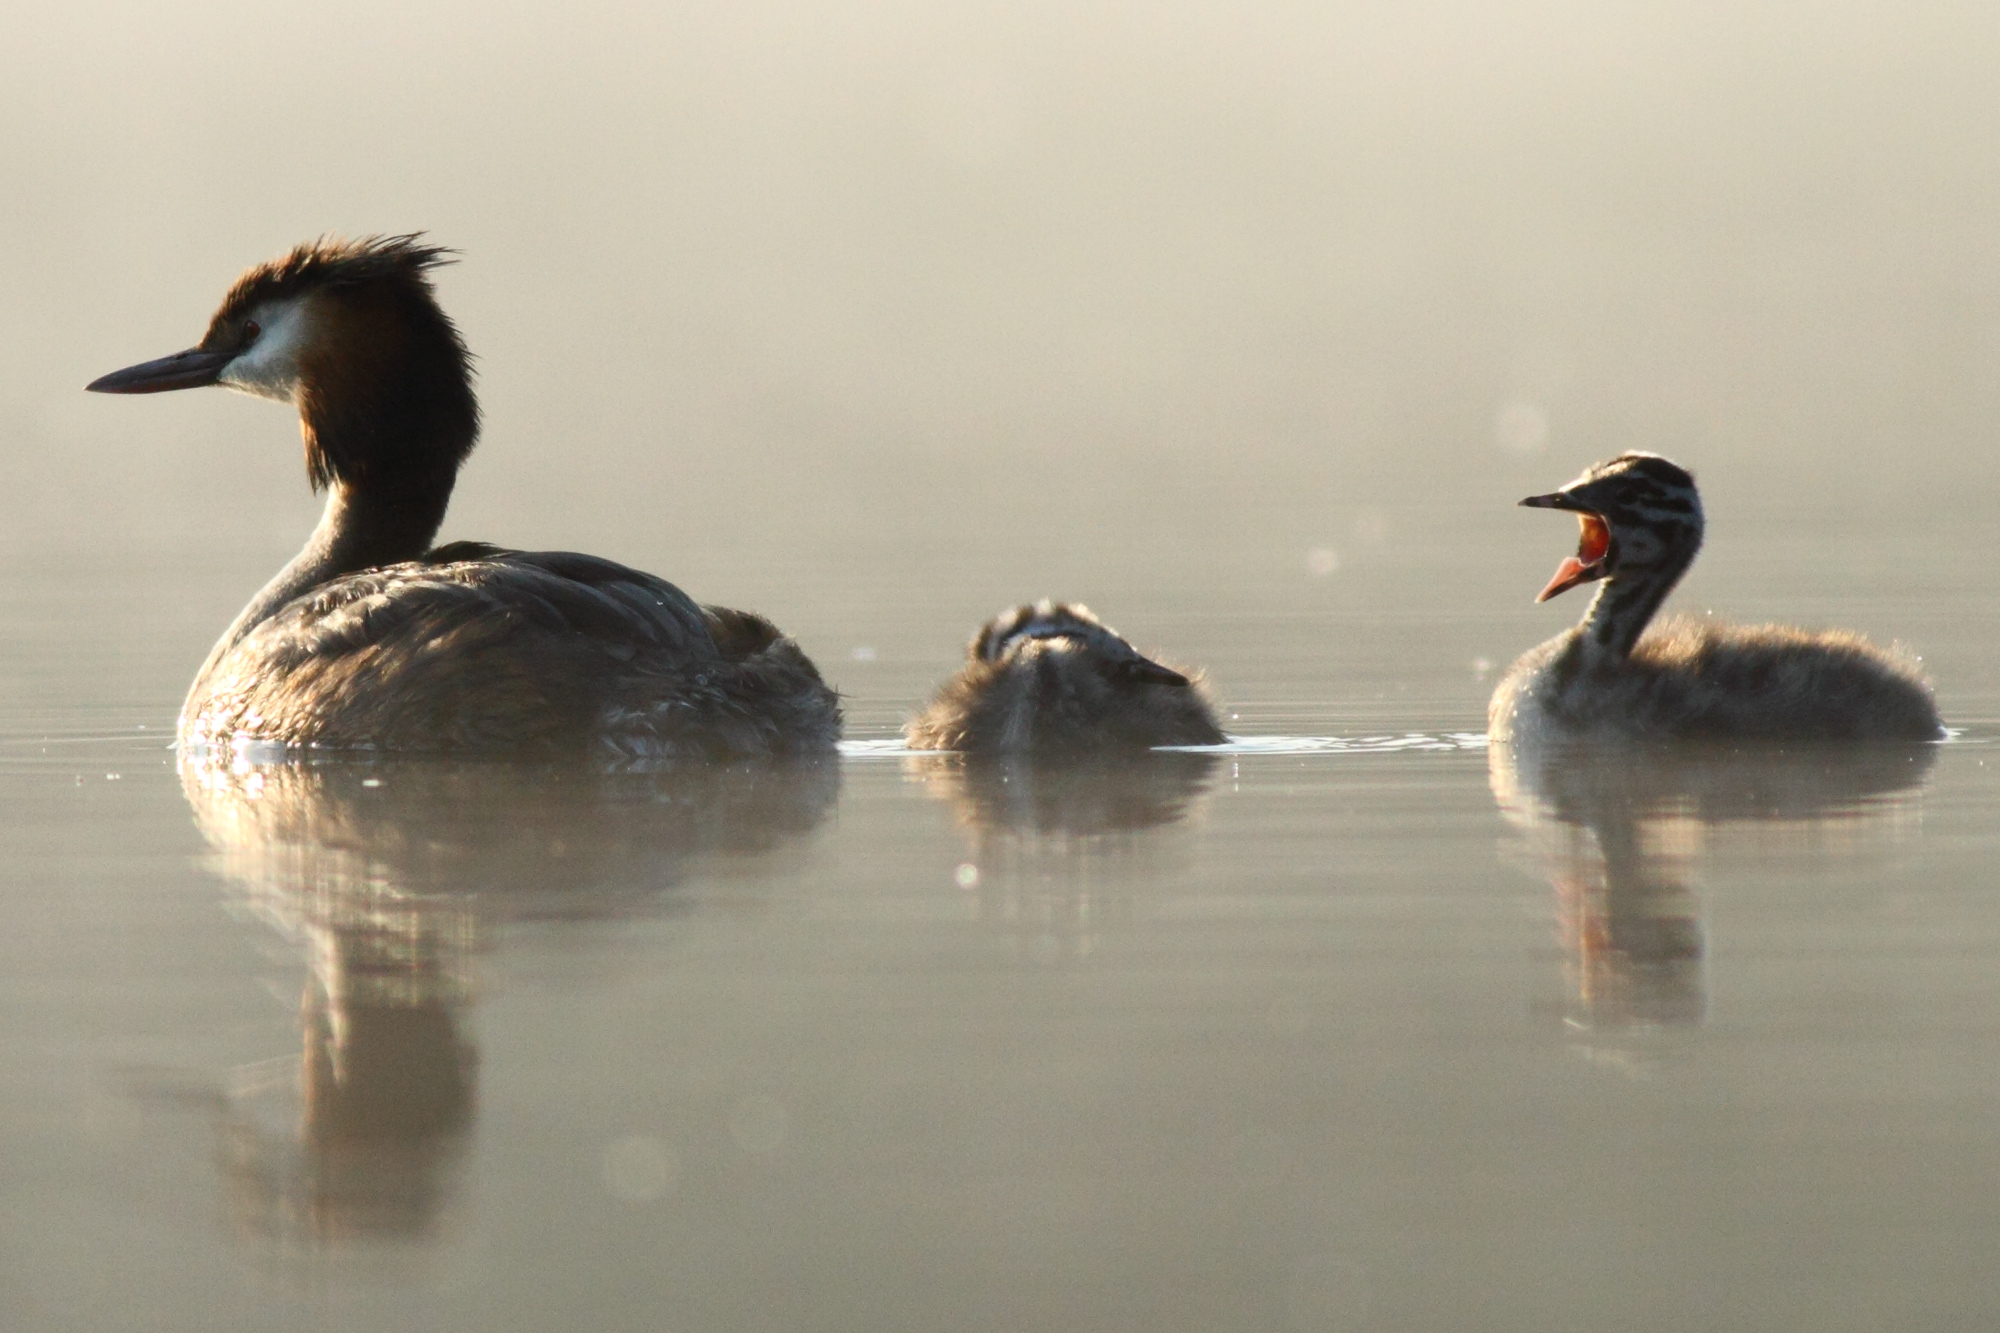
left=1535, top=511, right=1611, bottom=603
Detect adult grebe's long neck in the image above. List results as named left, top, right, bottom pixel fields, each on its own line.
left=1576, top=538, right=1700, bottom=661
left=209, top=478, right=454, bottom=655
left=196, top=364, right=473, bottom=679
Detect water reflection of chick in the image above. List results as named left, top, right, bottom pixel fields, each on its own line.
left=917, top=750, right=1220, bottom=839
left=908, top=751, right=1218, bottom=961
left=1491, top=738, right=1934, bottom=1064
left=183, top=750, right=837, bottom=1247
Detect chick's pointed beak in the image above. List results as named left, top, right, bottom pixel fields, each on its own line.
left=1519, top=491, right=1584, bottom=511
left=1115, top=656, right=1193, bottom=688
left=86, top=346, right=233, bottom=394
left=1535, top=556, right=1601, bottom=603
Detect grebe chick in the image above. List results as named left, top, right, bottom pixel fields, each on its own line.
left=905, top=601, right=1225, bottom=754
left=88, top=236, right=838, bottom=757
left=1488, top=453, right=1942, bottom=745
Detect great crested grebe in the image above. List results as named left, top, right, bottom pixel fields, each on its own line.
left=88, top=236, right=839, bottom=758
left=905, top=601, right=1225, bottom=753
left=1488, top=452, right=1943, bottom=744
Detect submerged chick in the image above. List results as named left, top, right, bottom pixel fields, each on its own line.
left=1488, top=452, right=1942, bottom=744
left=87, top=235, right=838, bottom=758
left=906, top=601, right=1225, bottom=754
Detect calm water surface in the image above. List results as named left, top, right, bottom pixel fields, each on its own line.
left=3, top=535, right=1999, bottom=1332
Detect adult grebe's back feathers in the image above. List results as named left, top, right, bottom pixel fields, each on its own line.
left=186, top=546, right=834, bottom=758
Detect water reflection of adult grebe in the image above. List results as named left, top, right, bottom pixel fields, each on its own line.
left=905, top=751, right=1218, bottom=961
left=1490, top=738, right=1935, bottom=1064
left=180, top=750, right=837, bottom=1248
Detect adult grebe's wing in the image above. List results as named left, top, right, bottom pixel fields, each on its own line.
left=437, top=549, right=805, bottom=671
left=422, top=544, right=721, bottom=653
left=432, top=550, right=840, bottom=756
left=193, top=548, right=738, bottom=752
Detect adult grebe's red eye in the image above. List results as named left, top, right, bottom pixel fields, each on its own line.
left=242, top=320, right=262, bottom=344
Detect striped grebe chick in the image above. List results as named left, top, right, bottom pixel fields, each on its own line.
left=1488, top=453, right=1942, bottom=745
left=905, top=601, right=1225, bottom=754
left=89, top=236, right=838, bottom=758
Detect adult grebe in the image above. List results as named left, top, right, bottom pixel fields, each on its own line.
left=88, top=235, right=839, bottom=757
left=1488, top=452, right=1942, bottom=744
left=906, top=601, right=1224, bottom=753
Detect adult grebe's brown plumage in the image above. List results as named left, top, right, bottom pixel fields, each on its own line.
left=88, top=235, right=839, bottom=758
left=1488, top=453, right=1942, bottom=745
left=905, top=601, right=1224, bottom=754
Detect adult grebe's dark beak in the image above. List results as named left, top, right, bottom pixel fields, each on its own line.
left=86, top=346, right=233, bottom=394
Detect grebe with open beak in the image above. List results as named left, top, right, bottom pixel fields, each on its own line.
left=1488, top=452, right=1941, bottom=745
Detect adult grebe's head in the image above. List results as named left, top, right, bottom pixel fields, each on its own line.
left=972, top=600, right=1192, bottom=687
left=87, top=235, right=479, bottom=492
left=1518, top=453, right=1704, bottom=604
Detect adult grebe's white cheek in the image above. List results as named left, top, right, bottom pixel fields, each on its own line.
left=218, top=299, right=313, bottom=404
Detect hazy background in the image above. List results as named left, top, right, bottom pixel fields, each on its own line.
left=4, top=0, right=1999, bottom=727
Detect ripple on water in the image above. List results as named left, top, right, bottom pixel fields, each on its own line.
left=837, top=732, right=1488, bottom=759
